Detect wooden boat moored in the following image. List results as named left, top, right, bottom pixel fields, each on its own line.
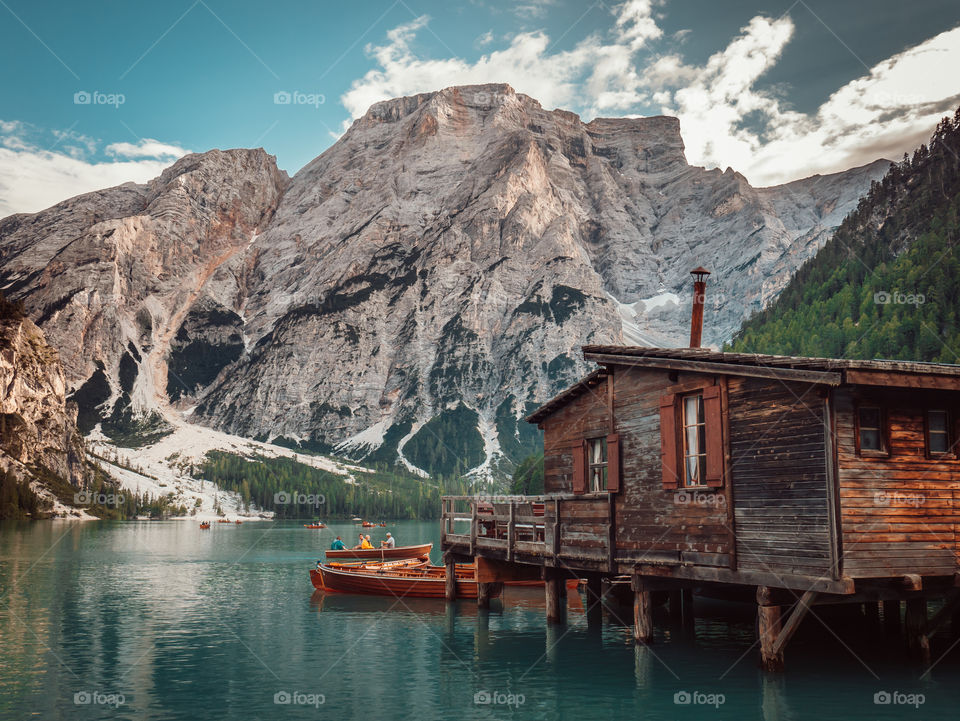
left=325, top=542, right=433, bottom=560
left=311, top=560, right=493, bottom=599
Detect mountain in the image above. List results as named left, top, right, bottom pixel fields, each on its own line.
left=0, top=296, right=91, bottom=516
left=0, top=84, right=889, bottom=477
left=730, top=107, right=960, bottom=362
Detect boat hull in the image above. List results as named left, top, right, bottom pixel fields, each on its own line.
left=311, top=563, right=497, bottom=600
left=325, top=542, right=433, bottom=560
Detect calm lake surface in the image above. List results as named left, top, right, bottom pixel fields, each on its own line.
left=1, top=519, right=957, bottom=720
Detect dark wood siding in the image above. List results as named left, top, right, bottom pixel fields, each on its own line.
left=835, top=388, right=960, bottom=577
left=728, top=377, right=834, bottom=577
left=540, top=377, right=610, bottom=495
left=613, top=369, right=731, bottom=566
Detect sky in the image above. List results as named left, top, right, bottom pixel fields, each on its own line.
left=1, top=0, right=959, bottom=217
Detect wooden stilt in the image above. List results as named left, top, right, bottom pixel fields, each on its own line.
left=864, top=601, right=880, bottom=626
left=669, top=590, right=683, bottom=622
left=477, top=582, right=492, bottom=609
left=585, top=575, right=603, bottom=627
left=681, top=588, right=695, bottom=628
left=632, top=575, right=653, bottom=644
left=883, top=600, right=901, bottom=635
left=545, top=570, right=564, bottom=624
left=444, top=558, right=457, bottom=602
left=905, top=598, right=929, bottom=664
left=757, top=586, right=784, bottom=672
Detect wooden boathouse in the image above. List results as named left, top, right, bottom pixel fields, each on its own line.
left=441, top=269, right=960, bottom=670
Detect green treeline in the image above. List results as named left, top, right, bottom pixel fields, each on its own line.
left=198, top=451, right=474, bottom=519
left=730, top=107, right=960, bottom=362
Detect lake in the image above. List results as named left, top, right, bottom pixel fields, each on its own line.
left=0, top=520, right=956, bottom=720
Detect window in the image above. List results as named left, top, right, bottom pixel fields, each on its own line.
left=659, top=387, right=724, bottom=490
left=588, top=437, right=608, bottom=491
left=857, top=406, right=885, bottom=455
left=681, top=393, right=707, bottom=487
left=926, top=409, right=951, bottom=457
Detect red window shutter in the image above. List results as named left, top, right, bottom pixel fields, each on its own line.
left=659, top=394, right=679, bottom=489
left=703, top=385, right=724, bottom=487
left=606, top=433, right=620, bottom=492
left=572, top=439, right=587, bottom=494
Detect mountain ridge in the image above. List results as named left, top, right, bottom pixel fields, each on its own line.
left=0, top=83, right=890, bottom=477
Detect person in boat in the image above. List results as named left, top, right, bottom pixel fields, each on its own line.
left=353, top=533, right=365, bottom=549
left=360, top=535, right=374, bottom=549
left=330, top=536, right=346, bottom=551
left=380, top=533, right=396, bottom=549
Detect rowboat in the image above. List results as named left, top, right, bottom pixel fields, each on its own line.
left=303, top=523, right=326, bottom=529
left=235, top=520, right=242, bottom=525
left=199, top=522, right=211, bottom=529
left=361, top=521, right=376, bottom=528
left=311, top=560, right=496, bottom=599
left=217, top=519, right=232, bottom=524
left=310, top=558, right=578, bottom=598
left=325, top=542, right=433, bottom=560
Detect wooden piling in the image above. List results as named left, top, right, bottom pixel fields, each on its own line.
left=477, top=582, right=492, bottom=609
left=883, top=600, right=901, bottom=634
left=545, top=570, right=564, bottom=624
left=585, top=575, right=603, bottom=628
left=632, top=575, right=653, bottom=644
left=864, top=601, right=880, bottom=626
left=444, top=557, right=457, bottom=602
left=681, top=588, right=695, bottom=628
left=757, top=586, right=784, bottom=672
left=905, top=598, right=930, bottom=664
left=669, top=590, right=683, bottom=622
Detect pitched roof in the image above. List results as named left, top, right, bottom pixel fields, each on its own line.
left=526, top=346, right=960, bottom=425
left=581, top=345, right=960, bottom=376
left=525, top=369, right=607, bottom=424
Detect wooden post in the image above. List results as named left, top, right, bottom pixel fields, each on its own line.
left=864, top=601, right=880, bottom=626
left=757, top=586, right=784, bottom=672
left=883, top=600, right=901, bottom=635
left=586, top=575, right=603, bottom=628
left=632, top=575, right=653, bottom=644
left=445, top=557, right=457, bottom=602
left=905, top=598, right=930, bottom=664
left=545, top=570, right=564, bottom=624
left=681, top=588, right=695, bottom=628
left=477, top=582, right=492, bottom=609
left=669, top=590, right=683, bottom=622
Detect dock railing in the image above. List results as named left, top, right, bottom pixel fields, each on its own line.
left=441, top=494, right=613, bottom=569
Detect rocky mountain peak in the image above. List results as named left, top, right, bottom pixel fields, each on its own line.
left=0, top=86, right=890, bottom=479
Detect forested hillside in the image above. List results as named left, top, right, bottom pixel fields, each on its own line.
left=730, top=107, right=960, bottom=362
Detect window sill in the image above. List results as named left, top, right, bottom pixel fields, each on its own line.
left=857, top=450, right=889, bottom=459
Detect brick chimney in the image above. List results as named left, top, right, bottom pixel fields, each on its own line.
left=689, top=267, right=710, bottom=348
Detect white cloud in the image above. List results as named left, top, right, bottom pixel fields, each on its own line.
left=339, top=7, right=960, bottom=186
left=106, top=139, right=190, bottom=159
left=0, top=127, right=189, bottom=217
left=340, top=2, right=662, bottom=122
left=662, top=21, right=960, bottom=184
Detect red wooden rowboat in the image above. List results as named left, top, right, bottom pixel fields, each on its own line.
left=311, top=560, right=497, bottom=599
left=303, top=523, right=326, bottom=529
left=361, top=521, right=376, bottom=528
left=199, top=522, right=211, bottom=529
left=325, top=542, right=433, bottom=560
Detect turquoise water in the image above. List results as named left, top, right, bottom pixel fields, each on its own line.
left=0, top=520, right=956, bottom=720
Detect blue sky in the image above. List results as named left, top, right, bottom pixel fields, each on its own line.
left=2, top=0, right=959, bottom=216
